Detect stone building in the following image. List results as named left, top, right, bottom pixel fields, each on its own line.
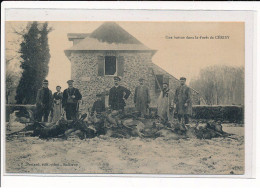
left=64, top=22, right=202, bottom=110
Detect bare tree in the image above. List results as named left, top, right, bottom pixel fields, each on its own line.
left=6, top=59, right=21, bottom=104
left=5, top=23, right=25, bottom=104
left=190, top=65, right=244, bottom=105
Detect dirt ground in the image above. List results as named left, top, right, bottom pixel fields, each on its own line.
left=5, top=124, right=244, bottom=175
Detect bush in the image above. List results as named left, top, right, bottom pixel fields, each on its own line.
left=192, top=105, right=244, bottom=123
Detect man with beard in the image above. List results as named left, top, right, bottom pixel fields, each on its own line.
left=35, top=80, right=53, bottom=122
left=109, top=76, right=131, bottom=112
left=174, top=77, right=192, bottom=124
left=62, top=80, right=82, bottom=120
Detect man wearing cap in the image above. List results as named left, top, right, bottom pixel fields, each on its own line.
left=62, top=80, right=82, bottom=120
left=174, top=77, right=192, bottom=124
left=109, top=76, right=131, bottom=111
left=157, top=81, right=174, bottom=122
left=35, top=80, right=53, bottom=122
left=134, top=78, right=150, bottom=117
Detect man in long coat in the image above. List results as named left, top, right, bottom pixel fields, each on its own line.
left=62, top=80, right=82, bottom=120
left=134, top=78, right=150, bottom=117
left=35, top=80, right=53, bottom=122
left=174, top=77, right=192, bottom=124
left=157, top=82, right=174, bottom=122
left=109, top=76, right=131, bottom=111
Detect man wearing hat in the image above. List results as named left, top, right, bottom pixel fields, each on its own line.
left=157, top=81, right=174, bottom=122
left=174, top=77, right=192, bottom=124
left=62, top=80, right=82, bottom=120
left=35, top=80, right=53, bottom=122
left=134, top=78, right=150, bottom=117
left=109, top=76, right=131, bottom=111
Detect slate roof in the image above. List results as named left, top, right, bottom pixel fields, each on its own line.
left=65, top=22, right=156, bottom=56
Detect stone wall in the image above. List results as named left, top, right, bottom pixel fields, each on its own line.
left=68, top=51, right=201, bottom=111
left=151, top=64, right=201, bottom=105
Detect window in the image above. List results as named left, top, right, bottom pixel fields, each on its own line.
left=105, top=56, right=117, bottom=75
left=97, top=56, right=124, bottom=77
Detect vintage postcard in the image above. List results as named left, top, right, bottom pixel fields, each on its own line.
left=4, top=21, right=246, bottom=175
left=2, top=8, right=254, bottom=178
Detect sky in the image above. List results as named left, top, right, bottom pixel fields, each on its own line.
left=6, top=21, right=244, bottom=91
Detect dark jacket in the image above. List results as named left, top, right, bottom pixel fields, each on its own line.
left=53, top=92, right=63, bottom=105
left=62, top=88, right=82, bottom=107
left=109, top=85, right=131, bottom=110
left=174, top=85, right=192, bottom=115
left=36, top=87, right=53, bottom=109
left=53, top=92, right=63, bottom=100
left=91, top=100, right=106, bottom=115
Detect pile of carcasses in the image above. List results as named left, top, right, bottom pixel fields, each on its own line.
left=9, top=110, right=232, bottom=140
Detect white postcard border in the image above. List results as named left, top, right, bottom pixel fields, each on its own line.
left=1, top=1, right=257, bottom=188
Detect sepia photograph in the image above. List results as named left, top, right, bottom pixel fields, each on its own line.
left=5, top=20, right=245, bottom=175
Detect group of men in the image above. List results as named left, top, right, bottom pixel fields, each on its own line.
left=36, top=75, right=192, bottom=125
left=92, top=76, right=192, bottom=124
left=35, top=79, right=82, bottom=122
left=157, top=77, right=192, bottom=124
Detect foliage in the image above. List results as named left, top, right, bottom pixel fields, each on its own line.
left=6, top=66, right=20, bottom=104
left=192, top=105, right=244, bottom=123
left=190, top=65, right=244, bottom=105
left=15, top=22, right=52, bottom=104
left=5, top=23, right=25, bottom=104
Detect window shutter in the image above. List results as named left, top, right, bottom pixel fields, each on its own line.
left=97, top=56, right=105, bottom=76
left=117, top=56, right=124, bottom=76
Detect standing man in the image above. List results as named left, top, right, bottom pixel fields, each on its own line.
left=157, top=82, right=174, bottom=123
left=134, top=78, right=150, bottom=117
left=36, top=80, right=53, bottom=122
left=174, top=77, right=192, bottom=124
left=109, top=76, right=131, bottom=111
left=62, top=80, right=82, bottom=120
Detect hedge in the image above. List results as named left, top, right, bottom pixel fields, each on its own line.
left=127, top=105, right=244, bottom=123
left=191, top=105, right=244, bottom=123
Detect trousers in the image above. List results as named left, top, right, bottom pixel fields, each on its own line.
left=36, top=104, right=51, bottom=122
left=177, top=114, right=190, bottom=124
left=65, top=103, right=78, bottom=120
